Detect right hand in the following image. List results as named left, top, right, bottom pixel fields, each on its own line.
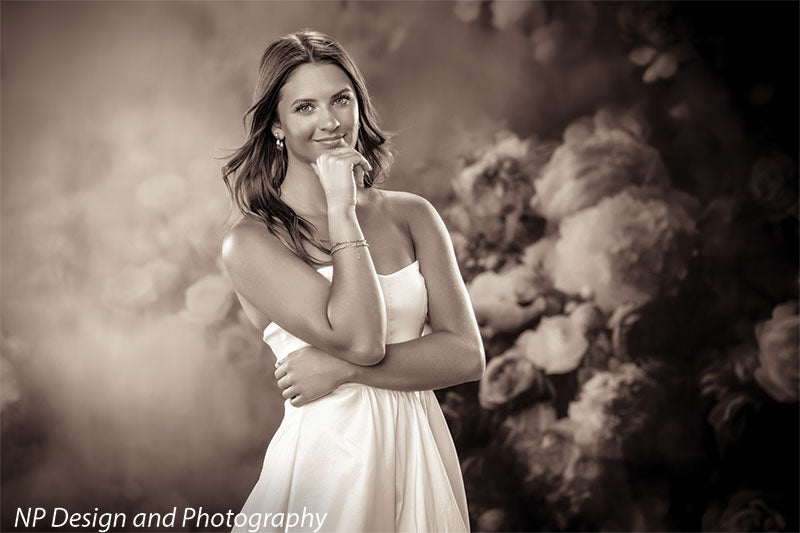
left=275, top=345, right=353, bottom=407
left=310, top=145, right=373, bottom=210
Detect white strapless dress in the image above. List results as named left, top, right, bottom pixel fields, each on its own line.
left=233, top=260, right=470, bottom=533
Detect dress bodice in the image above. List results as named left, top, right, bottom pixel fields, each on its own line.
left=262, top=260, right=431, bottom=361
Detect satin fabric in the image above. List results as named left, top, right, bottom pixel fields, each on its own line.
left=234, top=261, right=470, bottom=533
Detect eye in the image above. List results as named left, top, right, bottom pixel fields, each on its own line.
left=334, top=94, right=352, bottom=106
left=294, top=103, right=313, bottom=114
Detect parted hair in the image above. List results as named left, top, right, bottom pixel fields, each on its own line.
left=221, top=29, right=394, bottom=266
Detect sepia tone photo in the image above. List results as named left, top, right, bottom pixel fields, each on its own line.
left=2, top=1, right=798, bottom=532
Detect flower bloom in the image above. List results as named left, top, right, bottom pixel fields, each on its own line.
left=479, top=348, right=553, bottom=410
left=515, top=313, right=590, bottom=375
left=753, top=300, right=799, bottom=403
left=531, top=108, right=669, bottom=223
left=549, top=186, right=696, bottom=312
left=567, top=363, right=658, bottom=459
left=468, top=266, right=555, bottom=338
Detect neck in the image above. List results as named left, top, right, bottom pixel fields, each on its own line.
left=279, top=156, right=328, bottom=217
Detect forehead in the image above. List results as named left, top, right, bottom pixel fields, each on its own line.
left=279, top=63, right=354, bottom=101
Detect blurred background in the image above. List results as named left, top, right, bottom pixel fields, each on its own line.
left=1, top=1, right=797, bottom=531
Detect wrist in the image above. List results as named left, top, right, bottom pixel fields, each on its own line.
left=326, top=203, right=356, bottom=216
left=338, top=360, right=360, bottom=386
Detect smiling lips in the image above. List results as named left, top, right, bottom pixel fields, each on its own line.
left=316, top=135, right=346, bottom=144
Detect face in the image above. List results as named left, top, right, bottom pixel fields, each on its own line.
left=272, top=62, right=360, bottom=165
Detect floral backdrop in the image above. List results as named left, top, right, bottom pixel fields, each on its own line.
left=2, top=1, right=797, bottom=532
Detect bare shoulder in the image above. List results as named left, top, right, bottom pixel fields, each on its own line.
left=220, top=217, right=288, bottom=273
left=371, top=188, right=440, bottom=229
left=371, top=188, right=453, bottom=272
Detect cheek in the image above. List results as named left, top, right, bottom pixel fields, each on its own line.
left=286, top=120, right=316, bottom=140
left=345, top=111, right=360, bottom=137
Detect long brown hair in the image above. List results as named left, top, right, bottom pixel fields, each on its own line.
left=221, top=29, right=394, bottom=267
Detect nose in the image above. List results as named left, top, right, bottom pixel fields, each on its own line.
left=319, top=105, right=340, bottom=131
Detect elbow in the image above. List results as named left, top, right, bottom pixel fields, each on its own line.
left=347, top=341, right=386, bottom=366
left=467, top=343, right=486, bottom=382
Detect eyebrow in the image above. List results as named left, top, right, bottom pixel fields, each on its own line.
left=290, top=88, right=353, bottom=107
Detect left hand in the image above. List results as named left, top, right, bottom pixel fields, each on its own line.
left=274, top=346, right=352, bottom=407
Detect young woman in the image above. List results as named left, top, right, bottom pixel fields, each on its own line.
left=221, top=29, right=485, bottom=532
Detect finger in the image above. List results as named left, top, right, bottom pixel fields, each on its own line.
left=329, top=147, right=371, bottom=172
left=357, top=153, right=372, bottom=172
left=277, top=375, right=292, bottom=390
left=281, top=385, right=298, bottom=400
left=274, top=364, right=288, bottom=380
left=289, top=395, right=304, bottom=407
left=354, top=165, right=365, bottom=188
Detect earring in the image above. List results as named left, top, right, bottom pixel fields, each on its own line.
left=275, top=136, right=284, bottom=150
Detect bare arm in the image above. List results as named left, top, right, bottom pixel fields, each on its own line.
left=222, top=151, right=386, bottom=366
left=276, top=193, right=485, bottom=404
left=347, top=194, right=484, bottom=389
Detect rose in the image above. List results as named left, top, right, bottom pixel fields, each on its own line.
left=516, top=315, right=589, bottom=375
left=549, top=186, right=696, bottom=312
left=468, top=266, right=555, bottom=338
left=478, top=348, right=553, bottom=410
left=748, top=152, right=798, bottom=218
left=530, top=108, right=669, bottom=223
left=753, top=301, right=800, bottom=403
left=567, top=363, right=659, bottom=459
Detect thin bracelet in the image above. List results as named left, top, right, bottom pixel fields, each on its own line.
left=330, top=240, right=369, bottom=255
left=331, top=239, right=367, bottom=247
left=330, top=240, right=369, bottom=254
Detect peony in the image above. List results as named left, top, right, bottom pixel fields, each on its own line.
left=468, top=266, right=556, bottom=338
left=181, top=274, right=234, bottom=326
left=516, top=313, right=590, bottom=375
left=447, top=131, right=557, bottom=276
left=567, top=363, right=659, bottom=459
left=753, top=301, right=799, bottom=403
left=531, top=108, right=669, bottom=223
left=512, top=417, right=622, bottom=528
left=478, top=348, right=553, bottom=410
left=452, top=132, right=533, bottom=214
left=450, top=132, right=555, bottom=257
left=549, top=186, right=696, bottom=312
